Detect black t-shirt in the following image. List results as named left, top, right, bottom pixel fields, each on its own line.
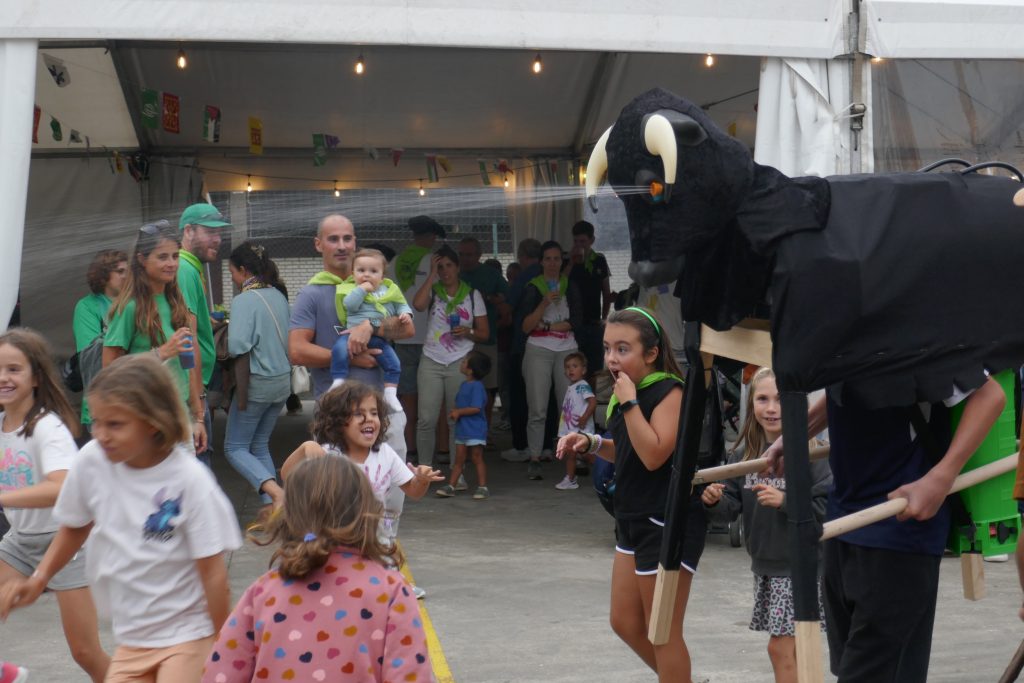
left=569, top=251, right=610, bottom=323
left=610, top=377, right=684, bottom=519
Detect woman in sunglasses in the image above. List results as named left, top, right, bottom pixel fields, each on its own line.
left=102, top=220, right=207, bottom=453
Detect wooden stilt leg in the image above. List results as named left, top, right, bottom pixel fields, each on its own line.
left=795, top=621, right=824, bottom=683
left=648, top=566, right=680, bottom=645
left=960, top=552, right=986, bottom=601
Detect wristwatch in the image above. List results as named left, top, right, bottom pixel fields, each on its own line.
left=369, top=318, right=382, bottom=331
left=620, top=399, right=639, bottom=413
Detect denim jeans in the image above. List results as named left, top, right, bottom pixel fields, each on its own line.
left=331, top=335, right=402, bottom=385
left=196, top=402, right=214, bottom=469
left=224, top=397, right=286, bottom=505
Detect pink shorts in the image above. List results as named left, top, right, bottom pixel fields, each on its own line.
left=106, top=635, right=214, bottom=683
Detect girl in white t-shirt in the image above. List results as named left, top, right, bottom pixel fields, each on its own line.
left=0, top=328, right=109, bottom=681
left=283, top=382, right=442, bottom=540
left=0, top=354, right=241, bottom=682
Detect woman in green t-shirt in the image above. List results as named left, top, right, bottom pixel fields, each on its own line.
left=102, top=220, right=207, bottom=453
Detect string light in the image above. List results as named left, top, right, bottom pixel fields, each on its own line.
left=176, top=47, right=187, bottom=70
left=418, top=179, right=425, bottom=197
left=246, top=175, right=252, bottom=192
left=532, top=53, right=543, bottom=74
left=355, top=54, right=365, bottom=75
left=503, top=175, right=510, bottom=188
left=871, top=56, right=884, bottom=63
left=704, top=53, right=715, bottom=68
left=333, top=180, right=340, bottom=198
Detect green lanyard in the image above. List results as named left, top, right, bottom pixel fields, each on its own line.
left=606, top=371, right=684, bottom=422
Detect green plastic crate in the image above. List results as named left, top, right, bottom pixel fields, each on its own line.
left=947, top=370, right=1020, bottom=557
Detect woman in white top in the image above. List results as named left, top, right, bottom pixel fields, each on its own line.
left=520, top=240, right=583, bottom=479
left=412, top=245, right=488, bottom=467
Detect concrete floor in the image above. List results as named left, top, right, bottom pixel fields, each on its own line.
left=3, top=404, right=1023, bottom=681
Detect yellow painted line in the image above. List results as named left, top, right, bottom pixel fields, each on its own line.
left=400, top=559, right=454, bottom=683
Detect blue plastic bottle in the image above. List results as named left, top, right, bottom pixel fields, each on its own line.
left=179, top=335, right=195, bottom=370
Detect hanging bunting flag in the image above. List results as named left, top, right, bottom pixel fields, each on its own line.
left=113, top=150, right=124, bottom=173
left=162, top=92, right=180, bottom=134
left=42, top=54, right=70, bottom=87
left=249, top=117, right=263, bottom=155
left=312, top=133, right=327, bottom=167
left=549, top=159, right=559, bottom=180
left=202, top=105, right=221, bottom=143
left=364, top=145, right=379, bottom=160
left=391, top=148, right=404, bottom=167
left=324, top=134, right=340, bottom=149
left=140, top=89, right=160, bottom=129
left=425, top=155, right=439, bottom=183
left=107, top=150, right=116, bottom=175
left=477, top=159, right=492, bottom=186
left=69, top=129, right=82, bottom=144
left=727, top=121, right=737, bottom=138
left=32, top=106, right=40, bottom=143
left=50, top=117, right=62, bottom=142
left=437, top=155, right=451, bottom=175
left=496, top=159, right=510, bottom=176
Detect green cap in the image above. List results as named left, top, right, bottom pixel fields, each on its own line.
left=179, top=203, right=231, bottom=230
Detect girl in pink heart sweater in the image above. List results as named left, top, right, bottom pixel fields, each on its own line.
left=202, top=456, right=432, bottom=683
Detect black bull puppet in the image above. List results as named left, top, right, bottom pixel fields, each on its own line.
left=585, top=87, right=1024, bottom=654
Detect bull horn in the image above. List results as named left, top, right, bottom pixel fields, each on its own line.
left=585, top=126, right=612, bottom=213
left=643, top=113, right=677, bottom=203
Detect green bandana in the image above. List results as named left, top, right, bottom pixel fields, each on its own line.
left=584, top=249, right=598, bottom=275
left=529, top=274, right=568, bottom=297
left=606, top=371, right=684, bottom=422
left=179, top=249, right=206, bottom=291
left=333, top=278, right=406, bottom=326
left=432, top=280, right=471, bottom=316
left=308, top=271, right=346, bottom=286
left=394, top=245, right=431, bottom=291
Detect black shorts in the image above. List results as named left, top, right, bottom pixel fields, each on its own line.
left=615, top=497, right=707, bottom=575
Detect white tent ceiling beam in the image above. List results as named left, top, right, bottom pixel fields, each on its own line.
left=3, top=0, right=849, bottom=58
left=863, top=0, right=1024, bottom=58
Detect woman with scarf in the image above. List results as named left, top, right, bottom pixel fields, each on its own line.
left=412, top=245, right=488, bottom=468
left=520, top=240, right=583, bottom=480
left=222, top=241, right=291, bottom=510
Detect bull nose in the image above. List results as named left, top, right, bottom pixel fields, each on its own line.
left=628, top=257, right=684, bottom=287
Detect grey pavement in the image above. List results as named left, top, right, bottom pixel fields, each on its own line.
left=4, top=404, right=1023, bottom=681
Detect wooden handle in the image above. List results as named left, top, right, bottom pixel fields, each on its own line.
left=795, top=620, right=824, bottom=683
left=693, top=445, right=830, bottom=485
left=998, top=635, right=1024, bottom=683
left=647, top=565, right=680, bottom=645
left=821, top=452, right=1019, bottom=541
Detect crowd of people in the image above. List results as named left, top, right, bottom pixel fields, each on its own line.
left=0, top=200, right=1020, bottom=683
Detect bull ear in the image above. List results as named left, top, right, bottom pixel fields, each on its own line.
left=650, top=109, right=707, bottom=147
left=585, top=126, right=613, bottom=213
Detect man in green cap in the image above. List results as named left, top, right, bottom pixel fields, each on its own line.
left=179, top=202, right=231, bottom=467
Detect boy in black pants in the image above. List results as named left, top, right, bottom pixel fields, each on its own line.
left=780, top=378, right=1004, bottom=682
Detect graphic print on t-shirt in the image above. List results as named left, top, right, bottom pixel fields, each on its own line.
left=0, top=447, right=33, bottom=489
left=143, top=488, right=184, bottom=542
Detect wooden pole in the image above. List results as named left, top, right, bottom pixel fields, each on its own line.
left=821, top=452, right=1018, bottom=540
left=998, top=636, right=1024, bottom=683
left=780, top=391, right=823, bottom=683
left=692, top=444, right=830, bottom=485
left=648, top=324, right=706, bottom=645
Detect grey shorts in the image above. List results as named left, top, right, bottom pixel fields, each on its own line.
left=0, top=529, right=90, bottom=590
left=474, top=343, right=499, bottom=390
left=395, top=343, right=423, bottom=395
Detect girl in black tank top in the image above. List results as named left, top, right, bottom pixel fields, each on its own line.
left=555, top=307, right=701, bottom=683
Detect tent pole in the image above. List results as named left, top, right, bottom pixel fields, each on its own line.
left=0, top=39, right=38, bottom=329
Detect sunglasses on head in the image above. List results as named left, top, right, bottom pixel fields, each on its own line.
left=139, top=219, right=172, bottom=236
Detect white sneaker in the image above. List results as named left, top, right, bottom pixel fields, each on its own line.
left=500, top=448, right=530, bottom=462
left=412, top=585, right=426, bottom=599
left=555, top=476, right=579, bottom=490
left=984, top=553, right=1010, bottom=563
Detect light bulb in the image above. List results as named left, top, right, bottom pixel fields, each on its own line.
left=246, top=175, right=253, bottom=193
left=176, top=48, right=187, bottom=70
left=871, top=56, right=884, bottom=63
left=334, top=181, right=340, bottom=198
left=504, top=176, right=510, bottom=188
left=355, top=54, right=365, bottom=75
left=532, top=54, right=543, bottom=74
left=704, top=53, right=715, bottom=68
left=418, top=180, right=425, bottom=197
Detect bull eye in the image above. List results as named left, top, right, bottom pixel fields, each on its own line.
left=634, top=170, right=664, bottom=205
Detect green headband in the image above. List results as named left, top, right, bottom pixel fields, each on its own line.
left=624, top=307, right=661, bottom=337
